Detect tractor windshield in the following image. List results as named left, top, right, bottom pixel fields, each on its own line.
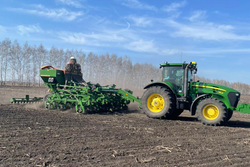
left=162, top=66, right=184, bottom=93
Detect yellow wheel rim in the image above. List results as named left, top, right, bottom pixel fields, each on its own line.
left=202, top=104, right=219, bottom=120
left=147, top=94, right=165, bottom=113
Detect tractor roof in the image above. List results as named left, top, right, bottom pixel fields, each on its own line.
left=160, top=61, right=197, bottom=68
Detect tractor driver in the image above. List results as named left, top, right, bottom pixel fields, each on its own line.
left=163, top=69, right=183, bottom=92
left=65, top=57, right=86, bottom=85
left=164, top=69, right=177, bottom=81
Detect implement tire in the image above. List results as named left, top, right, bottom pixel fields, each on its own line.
left=141, top=86, right=175, bottom=119
left=43, top=93, right=52, bottom=103
left=197, top=98, right=227, bottom=126
left=43, top=93, right=52, bottom=110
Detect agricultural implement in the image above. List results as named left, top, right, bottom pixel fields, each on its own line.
left=11, top=62, right=250, bottom=126
left=10, top=95, right=43, bottom=104
left=11, top=66, right=141, bottom=113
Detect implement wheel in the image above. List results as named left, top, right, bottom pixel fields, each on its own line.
left=141, top=86, right=175, bottom=118
left=43, top=93, right=52, bottom=110
left=197, top=98, right=227, bottom=126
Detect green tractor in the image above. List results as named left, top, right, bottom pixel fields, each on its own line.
left=141, top=61, right=249, bottom=126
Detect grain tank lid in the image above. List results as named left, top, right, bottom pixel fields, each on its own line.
left=40, top=65, right=64, bottom=72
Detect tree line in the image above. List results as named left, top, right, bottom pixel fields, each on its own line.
left=0, top=38, right=250, bottom=94
left=0, top=38, right=161, bottom=89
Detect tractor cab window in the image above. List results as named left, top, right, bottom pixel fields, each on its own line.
left=188, top=70, right=192, bottom=82
left=162, top=66, right=184, bottom=93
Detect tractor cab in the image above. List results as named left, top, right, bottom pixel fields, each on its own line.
left=160, top=62, right=197, bottom=96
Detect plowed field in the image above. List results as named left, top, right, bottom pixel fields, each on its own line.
left=1, top=86, right=250, bottom=167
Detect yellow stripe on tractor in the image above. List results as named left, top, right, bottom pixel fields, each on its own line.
left=192, top=85, right=226, bottom=92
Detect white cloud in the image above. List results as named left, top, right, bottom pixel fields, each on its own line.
left=122, top=0, right=157, bottom=11
left=125, top=39, right=180, bottom=55
left=8, top=5, right=83, bottom=21
left=0, top=25, right=6, bottom=33
left=162, top=1, right=187, bottom=13
left=17, top=25, right=43, bottom=36
left=59, top=32, right=86, bottom=44
left=85, top=33, right=125, bottom=42
left=58, top=29, right=172, bottom=55
left=187, top=48, right=250, bottom=54
left=58, top=30, right=126, bottom=46
left=56, top=0, right=83, bottom=8
left=188, top=10, right=207, bottom=22
left=167, top=20, right=250, bottom=41
left=125, top=39, right=157, bottom=53
left=126, top=15, right=152, bottom=27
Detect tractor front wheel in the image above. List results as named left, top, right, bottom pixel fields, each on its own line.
left=197, top=98, right=227, bottom=126
left=141, top=86, right=175, bottom=119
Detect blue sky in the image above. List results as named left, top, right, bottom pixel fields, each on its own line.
left=1, top=0, right=250, bottom=83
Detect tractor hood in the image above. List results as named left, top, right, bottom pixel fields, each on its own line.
left=191, top=81, right=240, bottom=108
left=191, top=82, right=240, bottom=94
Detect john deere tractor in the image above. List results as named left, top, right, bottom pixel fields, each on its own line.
left=141, top=61, right=249, bottom=126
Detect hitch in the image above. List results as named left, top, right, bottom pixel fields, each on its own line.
left=236, top=103, right=250, bottom=114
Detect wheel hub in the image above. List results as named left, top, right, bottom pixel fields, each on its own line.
left=203, top=104, right=219, bottom=120
left=152, top=99, right=160, bottom=107
left=207, top=108, right=215, bottom=115
left=147, top=94, right=165, bottom=113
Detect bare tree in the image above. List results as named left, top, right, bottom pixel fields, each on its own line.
left=0, top=38, right=11, bottom=83
left=0, top=41, right=2, bottom=82
left=58, top=49, right=64, bottom=69
left=23, top=43, right=31, bottom=85
left=31, top=46, right=38, bottom=85
left=37, top=44, right=47, bottom=85
left=10, top=40, right=21, bottom=85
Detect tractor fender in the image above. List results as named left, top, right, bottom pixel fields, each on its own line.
left=190, top=94, right=210, bottom=115
left=144, top=82, right=177, bottom=100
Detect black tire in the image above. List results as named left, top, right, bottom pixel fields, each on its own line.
left=197, top=98, right=228, bottom=126
left=43, top=93, right=53, bottom=110
left=43, top=93, right=52, bottom=103
left=226, top=110, right=233, bottom=122
left=141, top=86, right=176, bottom=118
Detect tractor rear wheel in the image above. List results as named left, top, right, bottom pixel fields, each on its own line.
left=197, top=98, right=227, bottom=126
left=141, top=86, right=175, bottom=119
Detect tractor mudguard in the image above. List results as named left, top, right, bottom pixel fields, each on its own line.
left=144, top=82, right=175, bottom=94
left=144, top=82, right=177, bottom=102
left=190, top=94, right=210, bottom=115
